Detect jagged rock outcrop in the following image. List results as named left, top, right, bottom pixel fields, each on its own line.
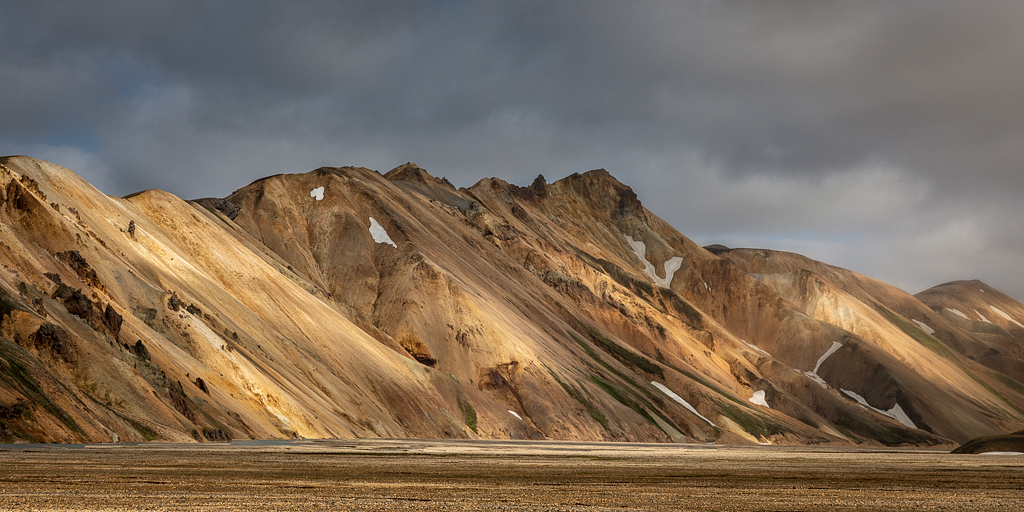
left=1, top=155, right=1023, bottom=446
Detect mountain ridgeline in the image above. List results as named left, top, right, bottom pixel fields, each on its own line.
left=2, top=156, right=1024, bottom=446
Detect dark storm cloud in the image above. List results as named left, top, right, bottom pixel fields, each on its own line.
left=1, top=0, right=1023, bottom=298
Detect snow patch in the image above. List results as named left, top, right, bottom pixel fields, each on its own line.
left=749, top=390, right=769, bottom=408
left=945, top=308, right=969, bottom=320
left=740, top=339, right=771, bottom=357
left=310, top=186, right=324, bottom=201
left=840, top=389, right=917, bottom=429
left=662, top=257, right=684, bottom=286
left=368, top=217, right=397, bottom=248
left=624, top=235, right=683, bottom=288
left=803, top=341, right=842, bottom=389
left=651, top=381, right=715, bottom=426
left=990, top=305, right=1024, bottom=329
left=975, top=310, right=991, bottom=323
left=703, top=281, right=711, bottom=292
left=508, top=410, right=522, bottom=420
left=979, top=451, right=1024, bottom=456
left=911, top=319, right=935, bottom=335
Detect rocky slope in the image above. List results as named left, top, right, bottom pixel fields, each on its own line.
left=2, top=156, right=1023, bottom=446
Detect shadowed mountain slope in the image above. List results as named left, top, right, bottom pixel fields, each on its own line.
left=2, top=156, right=1023, bottom=446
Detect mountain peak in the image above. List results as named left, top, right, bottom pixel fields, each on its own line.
left=385, top=162, right=434, bottom=183
left=384, top=162, right=458, bottom=192
left=554, top=168, right=643, bottom=222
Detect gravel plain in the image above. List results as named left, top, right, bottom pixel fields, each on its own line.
left=1, top=439, right=1022, bottom=511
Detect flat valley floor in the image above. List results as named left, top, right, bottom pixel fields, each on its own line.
left=1, top=439, right=1022, bottom=511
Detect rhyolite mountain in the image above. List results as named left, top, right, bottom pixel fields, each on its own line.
left=2, top=156, right=1023, bottom=446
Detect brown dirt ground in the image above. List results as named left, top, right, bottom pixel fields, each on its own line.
left=1, top=439, right=1022, bottom=511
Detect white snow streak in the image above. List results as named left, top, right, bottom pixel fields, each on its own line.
left=624, top=235, right=683, bottom=288
left=740, top=339, right=771, bottom=357
left=310, top=186, right=324, bottom=201
left=803, top=341, right=842, bottom=389
left=840, top=389, right=918, bottom=429
left=508, top=410, right=522, bottom=420
left=945, top=308, right=969, bottom=320
left=979, top=452, right=1024, bottom=456
left=990, top=306, right=1024, bottom=329
left=749, top=390, right=769, bottom=408
left=368, top=217, right=397, bottom=248
left=911, top=319, right=935, bottom=335
left=975, top=310, right=992, bottom=323
left=651, top=381, right=716, bottom=426
left=662, top=257, right=685, bottom=288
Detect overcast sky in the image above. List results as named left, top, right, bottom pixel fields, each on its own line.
left=2, top=1, right=1022, bottom=300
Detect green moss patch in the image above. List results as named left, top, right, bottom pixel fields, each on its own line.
left=548, top=370, right=610, bottom=432
left=877, top=306, right=954, bottom=359
left=578, top=324, right=664, bottom=379
left=456, top=397, right=478, bottom=433
left=0, top=340, right=84, bottom=436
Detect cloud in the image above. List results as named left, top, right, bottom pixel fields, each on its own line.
left=8, top=144, right=114, bottom=194
left=1, top=1, right=1022, bottom=299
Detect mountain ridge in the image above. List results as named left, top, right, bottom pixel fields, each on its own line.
left=2, top=155, right=1023, bottom=446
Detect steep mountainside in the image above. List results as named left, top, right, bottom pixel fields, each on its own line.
left=2, top=156, right=1023, bottom=446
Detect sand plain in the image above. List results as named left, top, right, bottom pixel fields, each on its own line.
left=1, top=439, right=1022, bottom=511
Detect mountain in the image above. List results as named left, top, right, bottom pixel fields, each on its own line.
left=2, top=155, right=1023, bottom=446
left=952, top=429, right=1024, bottom=454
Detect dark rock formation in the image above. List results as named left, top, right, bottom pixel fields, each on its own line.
left=168, top=381, right=196, bottom=422
left=131, top=340, right=151, bottom=361
left=0, top=401, right=28, bottom=421
left=54, top=250, right=101, bottom=289
left=194, top=198, right=241, bottom=221
left=103, top=304, right=122, bottom=337
left=167, top=293, right=183, bottom=312
left=51, top=282, right=94, bottom=321
left=33, top=323, right=77, bottom=363
left=202, top=427, right=230, bottom=442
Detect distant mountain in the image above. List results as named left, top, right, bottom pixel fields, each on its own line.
left=2, top=155, right=1023, bottom=446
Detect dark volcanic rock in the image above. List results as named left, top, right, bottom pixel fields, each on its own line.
left=33, top=323, right=77, bottom=363
left=202, top=427, right=230, bottom=442
left=55, top=250, right=101, bottom=289
left=51, top=282, right=94, bottom=321
left=131, top=340, right=151, bottom=361
left=194, top=377, right=209, bottom=394
left=194, top=198, right=241, bottom=221
left=5, top=178, right=39, bottom=211
left=0, top=401, right=28, bottom=420
left=167, top=293, right=183, bottom=312
left=103, top=304, right=122, bottom=337
left=169, top=381, right=196, bottom=422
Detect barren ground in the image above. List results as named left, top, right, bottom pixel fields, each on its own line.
left=1, top=439, right=1022, bottom=511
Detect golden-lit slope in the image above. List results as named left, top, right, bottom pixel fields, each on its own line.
left=917, top=280, right=1024, bottom=388
left=2, top=156, right=1022, bottom=446
left=717, top=248, right=1024, bottom=441
left=1, top=156, right=470, bottom=442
